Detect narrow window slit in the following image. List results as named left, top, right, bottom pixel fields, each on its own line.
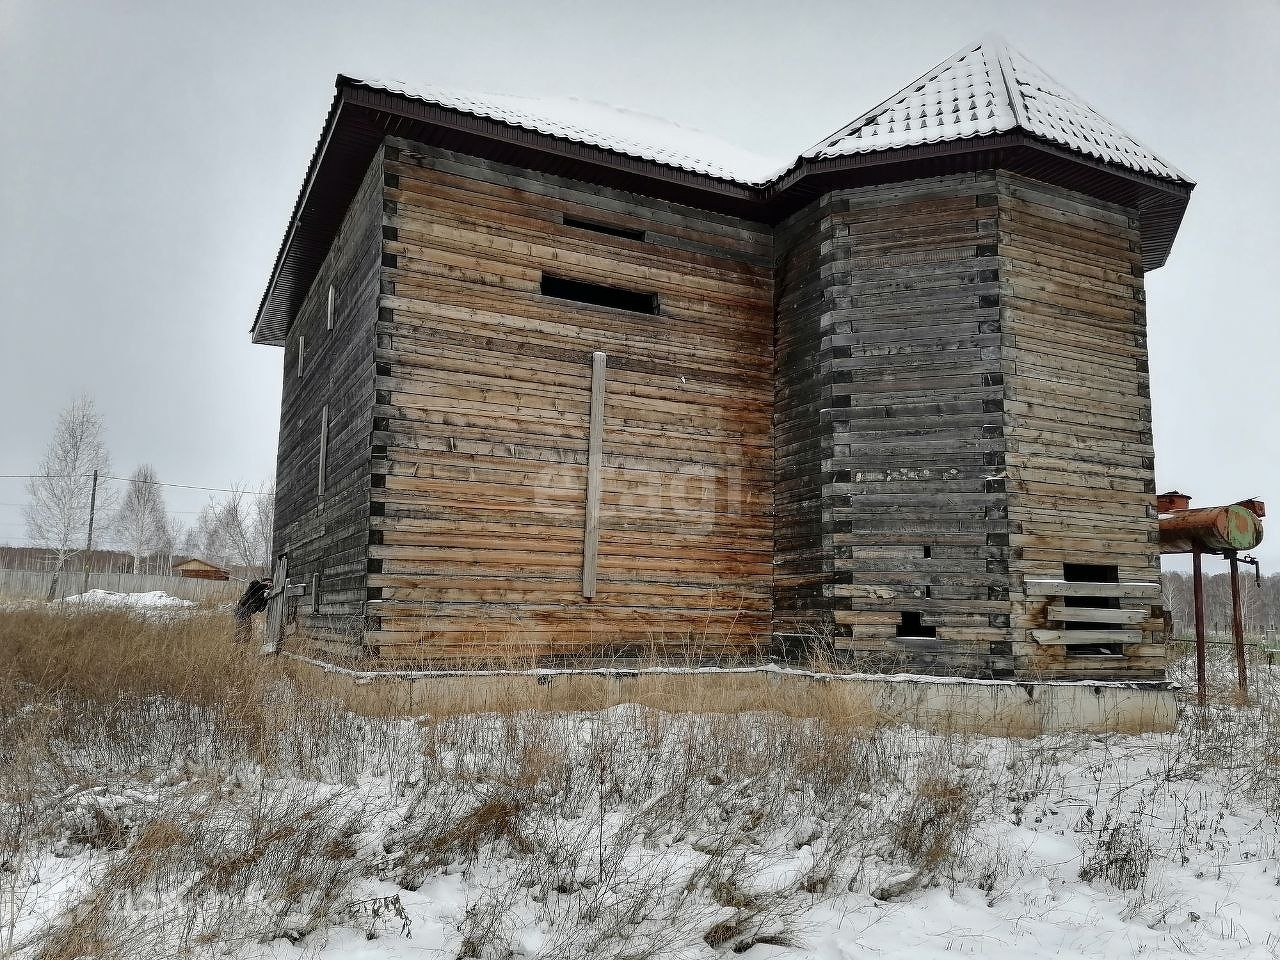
left=562, top=214, right=646, bottom=242
left=541, top=274, right=658, bottom=315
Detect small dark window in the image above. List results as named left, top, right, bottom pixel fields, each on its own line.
left=541, top=274, right=658, bottom=315
left=896, top=611, right=937, bottom=639
left=1064, top=563, right=1118, bottom=584
left=562, top=215, right=646, bottom=242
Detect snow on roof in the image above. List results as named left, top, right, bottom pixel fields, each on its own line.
left=350, top=77, right=790, bottom=185
left=352, top=37, right=1188, bottom=190
left=804, top=35, right=1190, bottom=184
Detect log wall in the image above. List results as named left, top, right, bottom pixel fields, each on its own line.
left=772, top=199, right=836, bottom=647
left=366, top=140, right=774, bottom=663
left=808, top=174, right=1014, bottom=676
left=996, top=172, right=1164, bottom=679
left=267, top=146, right=1166, bottom=681
left=273, top=155, right=382, bottom=648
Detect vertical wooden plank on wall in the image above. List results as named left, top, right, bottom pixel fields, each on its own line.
left=318, top=403, right=329, bottom=496
left=581, top=350, right=607, bottom=599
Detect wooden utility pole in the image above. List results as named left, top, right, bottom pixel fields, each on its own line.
left=81, top=470, right=98, bottom=596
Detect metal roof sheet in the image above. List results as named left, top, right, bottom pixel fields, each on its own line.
left=805, top=35, right=1191, bottom=184
left=349, top=77, right=789, bottom=185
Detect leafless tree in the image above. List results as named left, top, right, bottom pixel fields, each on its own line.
left=23, top=396, right=116, bottom=596
left=188, top=482, right=273, bottom=575
left=157, top=515, right=184, bottom=574
left=113, top=464, right=171, bottom=573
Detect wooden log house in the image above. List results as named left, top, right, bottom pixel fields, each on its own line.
left=251, top=37, right=1193, bottom=679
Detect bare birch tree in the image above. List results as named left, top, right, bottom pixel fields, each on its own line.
left=189, top=482, right=273, bottom=575
left=23, top=396, right=115, bottom=596
left=113, top=464, right=170, bottom=573
left=157, top=515, right=184, bottom=574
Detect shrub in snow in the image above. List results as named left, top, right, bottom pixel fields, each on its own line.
left=1079, top=814, right=1153, bottom=892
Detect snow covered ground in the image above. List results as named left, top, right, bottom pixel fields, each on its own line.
left=2, top=628, right=1278, bottom=959
left=262, top=705, right=1280, bottom=960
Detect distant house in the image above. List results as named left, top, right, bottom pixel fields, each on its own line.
left=173, top=558, right=230, bottom=581
left=250, top=36, right=1192, bottom=680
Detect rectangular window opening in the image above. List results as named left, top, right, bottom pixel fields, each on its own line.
left=896, top=611, right=937, bottom=639
left=541, top=274, right=658, bottom=315
left=1062, top=562, right=1123, bottom=656
left=297, top=335, right=305, bottom=379
left=311, top=571, right=321, bottom=615
left=562, top=214, right=646, bottom=242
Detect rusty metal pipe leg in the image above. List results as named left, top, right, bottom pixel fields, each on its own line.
left=1192, top=549, right=1207, bottom=706
left=1229, top=554, right=1249, bottom=703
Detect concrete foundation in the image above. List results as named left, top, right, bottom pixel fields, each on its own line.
left=283, top=657, right=1177, bottom=736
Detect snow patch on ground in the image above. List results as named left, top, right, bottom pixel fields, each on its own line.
left=58, top=589, right=197, bottom=610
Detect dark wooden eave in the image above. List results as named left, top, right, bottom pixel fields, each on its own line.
left=251, top=78, right=1192, bottom=346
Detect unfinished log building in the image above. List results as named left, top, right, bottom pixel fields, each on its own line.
left=251, top=38, right=1192, bottom=679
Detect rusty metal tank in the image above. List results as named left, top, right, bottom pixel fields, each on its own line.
left=1159, top=505, right=1264, bottom=555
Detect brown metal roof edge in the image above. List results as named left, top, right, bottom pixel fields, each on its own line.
left=251, top=79, right=1194, bottom=342
left=251, top=84, right=347, bottom=345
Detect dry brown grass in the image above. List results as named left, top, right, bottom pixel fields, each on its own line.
left=0, top=606, right=265, bottom=704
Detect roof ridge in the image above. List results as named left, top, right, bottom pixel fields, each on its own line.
left=989, top=36, right=1030, bottom=130
left=999, top=41, right=1194, bottom=183
left=803, top=36, right=998, bottom=159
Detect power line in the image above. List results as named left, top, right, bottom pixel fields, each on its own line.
left=0, top=474, right=270, bottom=496
left=100, top=476, right=271, bottom=496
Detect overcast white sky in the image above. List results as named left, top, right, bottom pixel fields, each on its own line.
left=0, top=0, right=1276, bottom=571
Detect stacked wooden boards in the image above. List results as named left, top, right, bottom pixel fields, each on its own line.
left=364, top=140, right=775, bottom=662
